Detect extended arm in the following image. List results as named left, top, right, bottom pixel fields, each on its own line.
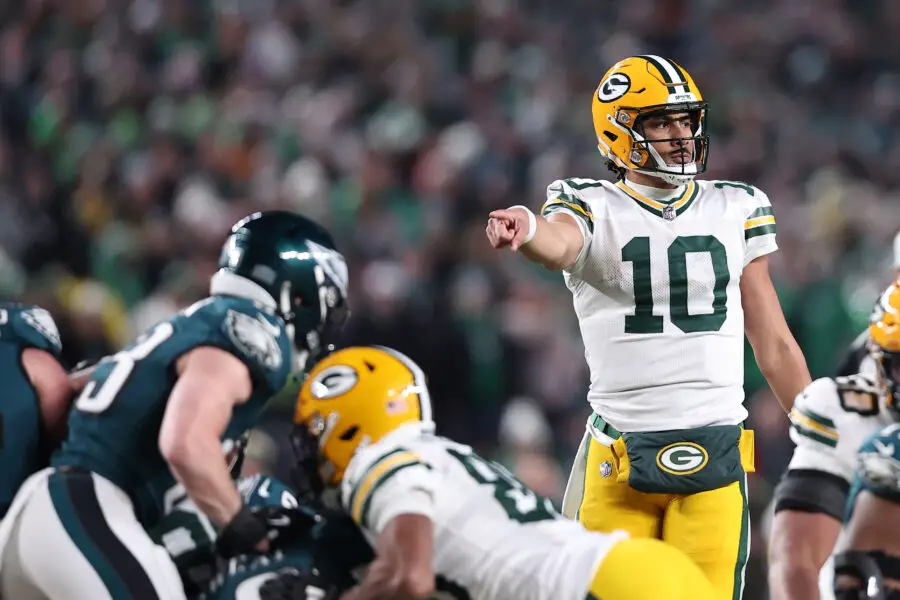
left=486, top=208, right=585, bottom=271
left=742, top=255, right=811, bottom=412
left=339, top=514, right=435, bottom=600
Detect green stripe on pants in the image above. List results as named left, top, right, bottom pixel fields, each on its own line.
left=732, top=475, right=749, bottom=600
left=48, top=473, right=129, bottom=598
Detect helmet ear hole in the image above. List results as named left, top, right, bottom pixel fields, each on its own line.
left=603, top=131, right=618, bottom=142
left=339, top=425, right=360, bottom=441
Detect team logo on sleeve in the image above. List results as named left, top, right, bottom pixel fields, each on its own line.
left=656, top=442, right=709, bottom=475
left=225, top=310, right=283, bottom=370
left=21, top=308, right=62, bottom=352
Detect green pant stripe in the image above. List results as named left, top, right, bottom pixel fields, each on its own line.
left=732, top=475, right=750, bottom=600
left=575, top=434, right=590, bottom=521
left=48, top=474, right=130, bottom=598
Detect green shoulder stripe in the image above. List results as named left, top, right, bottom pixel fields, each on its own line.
left=747, top=206, right=773, bottom=219
left=745, top=224, right=776, bottom=240
left=542, top=186, right=594, bottom=234
left=359, top=461, right=428, bottom=528
left=796, top=406, right=836, bottom=430
left=346, top=447, right=408, bottom=513
left=792, top=424, right=838, bottom=449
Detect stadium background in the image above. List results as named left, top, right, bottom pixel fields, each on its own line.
left=2, top=0, right=900, bottom=597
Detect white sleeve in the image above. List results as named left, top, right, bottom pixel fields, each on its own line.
left=787, top=377, right=876, bottom=483
left=341, top=445, right=437, bottom=534
left=742, top=186, right=778, bottom=267
left=541, top=179, right=594, bottom=273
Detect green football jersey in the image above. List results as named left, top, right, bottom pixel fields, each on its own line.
left=53, top=296, right=292, bottom=527
left=152, top=474, right=299, bottom=596
left=0, top=303, right=63, bottom=516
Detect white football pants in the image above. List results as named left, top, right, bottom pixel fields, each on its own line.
left=0, top=468, right=185, bottom=600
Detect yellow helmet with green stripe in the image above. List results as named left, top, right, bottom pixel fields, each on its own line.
left=592, top=55, right=708, bottom=186
left=869, top=280, right=900, bottom=414
left=294, top=345, right=432, bottom=487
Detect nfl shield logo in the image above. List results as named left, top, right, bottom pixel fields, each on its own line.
left=663, top=205, right=676, bottom=221
left=599, top=461, right=613, bottom=478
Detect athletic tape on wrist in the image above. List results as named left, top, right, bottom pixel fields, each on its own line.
left=508, top=205, right=537, bottom=245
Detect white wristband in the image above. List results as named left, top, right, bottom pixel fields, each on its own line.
left=509, top=205, right=537, bottom=245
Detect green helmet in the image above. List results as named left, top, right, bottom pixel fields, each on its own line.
left=210, top=210, right=349, bottom=370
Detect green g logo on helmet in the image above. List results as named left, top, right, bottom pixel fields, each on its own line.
left=656, top=442, right=709, bottom=475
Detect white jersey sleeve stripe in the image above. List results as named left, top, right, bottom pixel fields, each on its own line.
left=790, top=407, right=839, bottom=448
left=348, top=448, right=427, bottom=523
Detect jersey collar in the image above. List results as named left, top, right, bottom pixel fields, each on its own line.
left=616, top=180, right=699, bottom=220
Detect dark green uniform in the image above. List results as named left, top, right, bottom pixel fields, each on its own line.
left=53, top=296, right=292, bottom=527
left=152, top=475, right=372, bottom=600
left=0, top=303, right=63, bottom=517
left=152, top=475, right=300, bottom=596
left=200, top=507, right=371, bottom=600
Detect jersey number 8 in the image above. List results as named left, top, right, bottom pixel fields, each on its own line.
left=622, top=235, right=729, bottom=334
left=75, top=322, right=175, bottom=414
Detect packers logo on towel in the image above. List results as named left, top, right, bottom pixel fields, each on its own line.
left=656, top=442, right=709, bottom=475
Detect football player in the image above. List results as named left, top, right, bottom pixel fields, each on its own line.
left=152, top=471, right=371, bottom=600
left=282, top=345, right=717, bottom=600
left=768, top=280, right=900, bottom=600
left=485, top=55, right=811, bottom=598
left=0, top=303, right=72, bottom=518
left=0, top=211, right=350, bottom=600
left=824, top=280, right=900, bottom=600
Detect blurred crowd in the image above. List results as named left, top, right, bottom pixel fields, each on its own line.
left=3, top=0, right=900, bottom=596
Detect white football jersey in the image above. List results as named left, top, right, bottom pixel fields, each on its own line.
left=341, top=424, right=628, bottom=600
left=785, top=372, right=889, bottom=600
left=786, top=374, right=889, bottom=482
left=541, top=177, right=778, bottom=432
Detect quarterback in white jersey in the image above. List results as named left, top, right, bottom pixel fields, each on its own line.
left=287, top=346, right=717, bottom=600
left=486, top=55, right=811, bottom=600
left=769, top=280, right=900, bottom=600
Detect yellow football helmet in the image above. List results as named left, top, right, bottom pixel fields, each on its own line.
left=293, top=345, right=432, bottom=487
left=592, top=55, right=708, bottom=185
left=869, top=279, right=900, bottom=411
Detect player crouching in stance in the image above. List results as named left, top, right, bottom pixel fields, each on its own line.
left=487, top=55, right=810, bottom=599
left=0, top=211, right=350, bottom=600
left=150, top=467, right=373, bottom=600
left=768, top=280, right=900, bottom=600
left=827, top=283, right=900, bottom=600
left=274, top=345, right=717, bottom=600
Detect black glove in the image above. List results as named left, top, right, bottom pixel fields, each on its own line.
left=257, top=505, right=322, bottom=547
left=259, top=568, right=340, bottom=600
left=216, top=505, right=321, bottom=558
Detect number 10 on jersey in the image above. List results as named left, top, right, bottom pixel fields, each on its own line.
left=622, top=235, right=730, bottom=334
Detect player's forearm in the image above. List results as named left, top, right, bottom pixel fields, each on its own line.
left=165, top=438, right=243, bottom=527
left=519, top=216, right=581, bottom=271
left=756, top=336, right=811, bottom=412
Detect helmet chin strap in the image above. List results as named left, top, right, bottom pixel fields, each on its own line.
left=636, top=167, right=696, bottom=186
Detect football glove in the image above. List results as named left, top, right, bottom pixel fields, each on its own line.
left=216, top=505, right=321, bottom=558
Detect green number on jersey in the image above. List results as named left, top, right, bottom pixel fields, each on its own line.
left=713, top=181, right=755, bottom=196
left=622, top=235, right=730, bottom=334
left=446, top=448, right=559, bottom=523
